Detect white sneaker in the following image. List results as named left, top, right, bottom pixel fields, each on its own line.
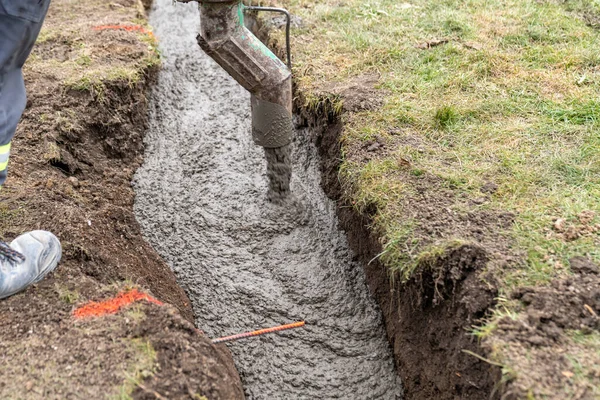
left=0, top=230, right=61, bottom=300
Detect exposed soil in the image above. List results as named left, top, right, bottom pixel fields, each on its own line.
left=0, top=0, right=243, bottom=398
left=485, top=257, right=600, bottom=399
left=10, top=0, right=190, bottom=320
left=131, top=306, right=244, bottom=400
left=305, top=116, right=502, bottom=400
left=0, top=279, right=242, bottom=399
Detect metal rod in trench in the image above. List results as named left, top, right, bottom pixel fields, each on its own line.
left=212, top=321, right=305, bottom=344
left=243, top=5, right=292, bottom=69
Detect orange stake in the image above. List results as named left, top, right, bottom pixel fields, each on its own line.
left=212, top=321, right=305, bottom=344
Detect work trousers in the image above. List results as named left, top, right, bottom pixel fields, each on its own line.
left=0, top=0, right=51, bottom=186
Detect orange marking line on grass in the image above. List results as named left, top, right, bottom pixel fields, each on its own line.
left=93, top=24, right=155, bottom=39
left=73, top=288, right=163, bottom=319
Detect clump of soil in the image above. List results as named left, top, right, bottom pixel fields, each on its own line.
left=0, top=0, right=243, bottom=397
left=552, top=211, right=600, bottom=242
left=324, top=74, right=385, bottom=113
left=485, top=258, right=600, bottom=399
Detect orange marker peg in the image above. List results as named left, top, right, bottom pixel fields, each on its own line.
left=212, top=321, right=305, bottom=344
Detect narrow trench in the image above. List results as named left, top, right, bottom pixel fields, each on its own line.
left=134, top=1, right=403, bottom=398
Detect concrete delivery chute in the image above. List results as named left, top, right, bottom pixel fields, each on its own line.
left=178, top=0, right=294, bottom=199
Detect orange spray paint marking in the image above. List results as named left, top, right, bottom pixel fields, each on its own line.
left=93, top=24, right=156, bottom=39
left=212, top=321, right=306, bottom=344
left=73, top=289, right=163, bottom=319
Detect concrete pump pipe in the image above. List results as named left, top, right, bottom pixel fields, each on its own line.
left=178, top=0, right=293, bottom=149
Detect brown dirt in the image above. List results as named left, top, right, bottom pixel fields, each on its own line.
left=485, top=258, right=600, bottom=399
left=299, top=107, right=503, bottom=399
left=0, top=279, right=243, bottom=399
left=323, top=74, right=385, bottom=113
left=0, top=0, right=243, bottom=398
left=131, top=306, right=244, bottom=400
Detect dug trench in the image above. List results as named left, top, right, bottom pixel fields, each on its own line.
left=252, top=12, right=504, bottom=400
left=133, top=1, right=505, bottom=399
left=134, top=1, right=402, bottom=398
left=297, top=50, right=599, bottom=400
left=311, top=117, right=502, bottom=400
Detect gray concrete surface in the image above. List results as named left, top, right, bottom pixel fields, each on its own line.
left=134, top=1, right=403, bottom=398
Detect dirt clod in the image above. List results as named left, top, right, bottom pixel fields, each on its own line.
left=570, top=256, right=599, bottom=275
left=481, top=181, right=498, bottom=194
left=489, top=269, right=600, bottom=398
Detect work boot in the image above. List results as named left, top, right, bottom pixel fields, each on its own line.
left=0, top=230, right=61, bottom=300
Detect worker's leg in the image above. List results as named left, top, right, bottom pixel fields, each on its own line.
left=0, top=0, right=61, bottom=300
left=0, top=0, right=51, bottom=185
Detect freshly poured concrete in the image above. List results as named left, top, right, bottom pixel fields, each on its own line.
left=134, top=1, right=402, bottom=398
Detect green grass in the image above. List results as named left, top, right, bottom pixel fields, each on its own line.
left=54, top=283, right=80, bottom=304
left=263, top=0, right=600, bottom=395
left=32, top=24, right=161, bottom=103
left=64, top=65, right=145, bottom=102
left=268, top=0, right=600, bottom=289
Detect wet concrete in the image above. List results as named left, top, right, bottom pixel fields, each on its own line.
left=134, top=1, right=403, bottom=398
left=264, top=144, right=292, bottom=202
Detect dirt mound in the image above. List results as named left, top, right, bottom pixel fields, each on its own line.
left=486, top=258, right=600, bottom=399
left=0, top=281, right=242, bottom=399
left=0, top=0, right=243, bottom=398
left=510, top=259, right=599, bottom=343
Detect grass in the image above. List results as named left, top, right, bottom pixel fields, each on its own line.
left=110, top=339, right=158, bottom=400
left=563, top=331, right=600, bottom=397
left=261, top=0, right=600, bottom=395
left=264, top=0, right=600, bottom=287
left=29, top=18, right=160, bottom=103
left=55, top=283, right=80, bottom=304
left=42, top=140, right=62, bottom=162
